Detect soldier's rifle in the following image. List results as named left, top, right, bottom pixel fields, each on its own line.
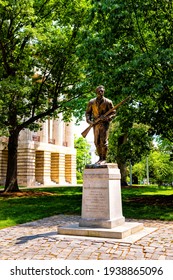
left=81, top=95, right=131, bottom=138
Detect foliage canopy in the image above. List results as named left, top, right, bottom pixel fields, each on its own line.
left=0, top=0, right=92, bottom=191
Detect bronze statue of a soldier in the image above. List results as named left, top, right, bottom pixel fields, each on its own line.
left=85, top=85, right=116, bottom=164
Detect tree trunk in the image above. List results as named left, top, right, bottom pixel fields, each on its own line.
left=117, top=133, right=128, bottom=187
left=117, top=161, right=128, bottom=187
left=4, top=129, right=20, bottom=192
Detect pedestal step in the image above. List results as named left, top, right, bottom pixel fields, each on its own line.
left=58, top=222, right=144, bottom=239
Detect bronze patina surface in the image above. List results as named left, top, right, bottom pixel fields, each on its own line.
left=85, top=85, right=116, bottom=164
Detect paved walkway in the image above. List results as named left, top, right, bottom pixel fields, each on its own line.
left=0, top=215, right=173, bottom=260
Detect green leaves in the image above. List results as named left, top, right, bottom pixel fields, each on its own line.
left=0, top=0, right=93, bottom=134
left=83, top=0, right=173, bottom=142
left=107, top=121, right=153, bottom=165
left=74, top=136, right=91, bottom=178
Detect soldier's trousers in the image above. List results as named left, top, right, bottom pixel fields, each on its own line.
left=93, top=122, right=109, bottom=160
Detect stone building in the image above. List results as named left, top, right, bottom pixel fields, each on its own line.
left=0, top=114, right=76, bottom=187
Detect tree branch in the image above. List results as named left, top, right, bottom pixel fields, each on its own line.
left=0, top=41, right=14, bottom=76
left=18, top=91, right=86, bottom=131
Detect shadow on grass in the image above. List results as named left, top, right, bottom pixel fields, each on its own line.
left=122, top=194, right=173, bottom=220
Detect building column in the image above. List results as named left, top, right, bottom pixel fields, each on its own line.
left=65, top=154, right=76, bottom=184
left=53, top=114, right=64, bottom=146
left=35, top=151, right=44, bottom=184
left=64, top=122, right=74, bottom=148
left=58, top=153, right=66, bottom=184
left=18, top=147, right=36, bottom=187
left=35, top=150, right=52, bottom=185
left=0, top=149, right=8, bottom=186
left=19, top=129, right=32, bottom=142
left=43, top=151, right=52, bottom=185
left=48, top=118, right=55, bottom=143
left=51, top=153, right=59, bottom=183
left=40, top=120, right=49, bottom=143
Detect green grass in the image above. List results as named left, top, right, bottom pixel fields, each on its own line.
left=0, top=187, right=82, bottom=229
left=122, top=185, right=173, bottom=220
left=122, top=185, right=173, bottom=195
left=0, top=185, right=173, bottom=229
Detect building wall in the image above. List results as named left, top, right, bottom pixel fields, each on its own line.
left=0, top=117, right=76, bottom=187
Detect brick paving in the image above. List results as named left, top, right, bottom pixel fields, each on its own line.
left=0, top=215, right=173, bottom=260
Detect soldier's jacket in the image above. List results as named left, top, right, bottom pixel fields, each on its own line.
left=86, top=96, right=116, bottom=123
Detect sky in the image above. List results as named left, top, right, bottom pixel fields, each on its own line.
left=74, top=120, right=94, bottom=142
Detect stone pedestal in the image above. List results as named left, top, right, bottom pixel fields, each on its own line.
left=79, top=163, right=125, bottom=228
left=57, top=163, right=149, bottom=241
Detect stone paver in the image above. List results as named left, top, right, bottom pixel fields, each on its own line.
left=0, top=215, right=173, bottom=260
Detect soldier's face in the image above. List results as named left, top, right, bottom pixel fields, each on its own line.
left=96, top=87, right=104, bottom=99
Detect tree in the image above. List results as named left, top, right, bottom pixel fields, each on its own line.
left=123, top=0, right=173, bottom=142
left=149, top=138, right=173, bottom=185
left=149, top=151, right=173, bottom=186
left=156, top=137, right=173, bottom=155
left=0, top=0, right=92, bottom=192
left=107, top=121, right=153, bottom=185
left=74, top=136, right=91, bottom=180
left=133, top=149, right=173, bottom=186
left=80, top=0, right=173, bottom=183
left=131, top=161, right=146, bottom=184
left=81, top=0, right=173, bottom=137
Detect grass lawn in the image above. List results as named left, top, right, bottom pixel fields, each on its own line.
left=0, top=187, right=82, bottom=229
left=0, top=185, right=173, bottom=229
left=122, top=185, right=173, bottom=220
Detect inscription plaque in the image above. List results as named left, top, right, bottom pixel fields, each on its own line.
left=83, top=188, right=108, bottom=218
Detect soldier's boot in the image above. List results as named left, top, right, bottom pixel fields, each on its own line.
left=95, top=146, right=102, bottom=164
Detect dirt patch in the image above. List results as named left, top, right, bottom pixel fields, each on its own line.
left=0, top=190, right=55, bottom=198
